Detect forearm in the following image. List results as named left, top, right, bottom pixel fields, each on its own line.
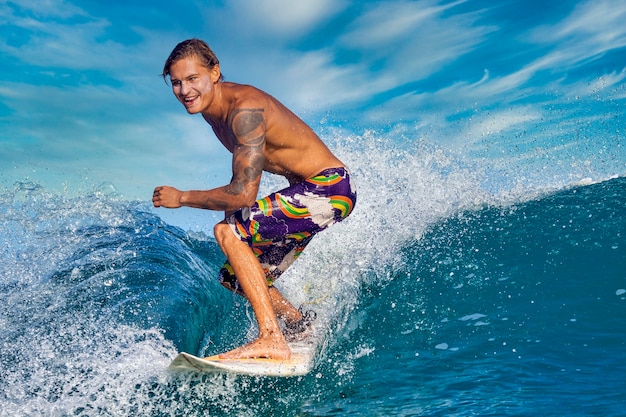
left=180, top=186, right=256, bottom=211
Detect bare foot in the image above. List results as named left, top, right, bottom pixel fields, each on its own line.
left=218, top=336, right=291, bottom=360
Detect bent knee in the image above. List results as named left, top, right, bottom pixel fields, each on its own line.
left=214, top=221, right=240, bottom=247
left=213, top=221, right=229, bottom=243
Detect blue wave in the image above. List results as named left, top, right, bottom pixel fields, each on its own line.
left=1, top=176, right=625, bottom=416
left=318, top=176, right=626, bottom=415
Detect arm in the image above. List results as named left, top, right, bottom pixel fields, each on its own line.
left=152, top=108, right=266, bottom=211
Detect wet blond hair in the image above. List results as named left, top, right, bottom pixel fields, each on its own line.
left=162, top=38, right=224, bottom=82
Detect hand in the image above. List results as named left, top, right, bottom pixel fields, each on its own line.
left=152, top=186, right=183, bottom=208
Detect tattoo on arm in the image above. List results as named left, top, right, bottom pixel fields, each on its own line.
left=228, top=108, right=266, bottom=197
left=231, top=108, right=265, bottom=141
left=183, top=109, right=265, bottom=211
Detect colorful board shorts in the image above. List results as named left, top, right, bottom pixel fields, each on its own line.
left=218, top=167, right=357, bottom=293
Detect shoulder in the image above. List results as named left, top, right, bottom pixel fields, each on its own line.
left=223, top=88, right=267, bottom=138
left=226, top=84, right=274, bottom=122
left=222, top=82, right=269, bottom=102
left=225, top=83, right=270, bottom=105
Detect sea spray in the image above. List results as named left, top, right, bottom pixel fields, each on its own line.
left=271, top=131, right=494, bottom=341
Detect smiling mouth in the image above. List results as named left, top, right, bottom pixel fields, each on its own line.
left=182, top=96, right=198, bottom=107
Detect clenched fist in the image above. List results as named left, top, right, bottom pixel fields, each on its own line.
left=152, top=186, right=184, bottom=208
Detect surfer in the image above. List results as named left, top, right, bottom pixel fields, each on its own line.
left=152, top=39, right=357, bottom=360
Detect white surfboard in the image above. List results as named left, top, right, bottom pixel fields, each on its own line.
left=168, top=341, right=316, bottom=377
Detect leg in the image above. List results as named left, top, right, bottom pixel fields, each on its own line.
left=213, top=221, right=290, bottom=360
left=270, top=286, right=317, bottom=341
left=219, top=281, right=303, bottom=325
left=268, top=287, right=302, bottom=325
left=219, top=267, right=302, bottom=326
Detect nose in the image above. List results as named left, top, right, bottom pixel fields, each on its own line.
left=179, top=80, right=191, bottom=95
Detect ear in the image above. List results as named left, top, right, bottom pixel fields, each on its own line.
left=210, top=64, right=221, bottom=83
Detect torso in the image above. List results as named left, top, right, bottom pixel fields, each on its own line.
left=204, top=83, right=345, bottom=183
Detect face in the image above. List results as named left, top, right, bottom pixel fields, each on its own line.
left=169, top=56, right=220, bottom=114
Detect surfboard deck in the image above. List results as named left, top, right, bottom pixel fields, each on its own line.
left=168, top=341, right=316, bottom=377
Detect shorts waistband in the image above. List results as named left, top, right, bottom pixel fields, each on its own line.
left=310, top=167, right=350, bottom=179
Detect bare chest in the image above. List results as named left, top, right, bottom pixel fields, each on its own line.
left=209, top=122, right=236, bottom=152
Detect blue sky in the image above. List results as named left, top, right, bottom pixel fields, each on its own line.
left=2, top=0, right=625, bottom=223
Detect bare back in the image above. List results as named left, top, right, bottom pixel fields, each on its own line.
left=206, top=83, right=344, bottom=183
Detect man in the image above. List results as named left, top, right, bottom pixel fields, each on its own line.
left=152, top=39, right=356, bottom=360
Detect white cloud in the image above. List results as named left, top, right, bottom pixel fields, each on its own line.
left=544, top=0, right=626, bottom=43
left=208, top=0, right=349, bottom=38
left=0, top=2, right=112, bottom=69
left=0, top=0, right=87, bottom=19
left=338, top=0, right=495, bottom=84
left=0, top=3, right=177, bottom=78
left=340, top=0, right=467, bottom=48
left=459, top=106, right=542, bottom=142
left=251, top=49, right=393, bottom=112
left=566, top=68, right=626, bottom=98
left=190, top=0, right=498, bottom=114
left=528, top=0, right=626, bottom=68
left=361, top=0, right=626, bottom=130
left=1, top=20, right=116, bottom=70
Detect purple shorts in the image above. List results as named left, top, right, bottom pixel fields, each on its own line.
left=218, top=167, right=357, bottom=293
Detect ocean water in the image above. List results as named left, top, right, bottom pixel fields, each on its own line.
left=1, top=132, right=625, bottom=416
